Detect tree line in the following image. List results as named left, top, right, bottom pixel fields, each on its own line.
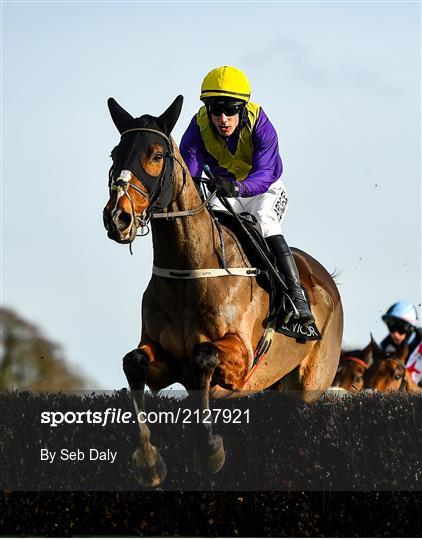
left=0, top=307, right=90, bottom=390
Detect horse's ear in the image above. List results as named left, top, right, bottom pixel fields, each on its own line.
left=362, top=334, right=380, bottom=367
left=158, top=95, right=184, bottom=135
left=369, top=333, right=383, bottom=361
left=108, top=98, right=134, bottom=134
left=396, top=341, right=409, bottom=363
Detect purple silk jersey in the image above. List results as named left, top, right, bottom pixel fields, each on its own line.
left=179, top=108, right=283, bottom=197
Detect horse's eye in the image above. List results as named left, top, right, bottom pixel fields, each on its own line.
left=152, top=153, right=164, bottom=163
left=394, top=374, right=402, bottom=380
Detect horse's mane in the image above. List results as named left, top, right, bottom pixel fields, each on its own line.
left=330, top=269, right=342, bottom=286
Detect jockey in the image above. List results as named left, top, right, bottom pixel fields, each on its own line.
left=381, top=301, right=422, bottom=359
left=180, top=66, right=315, bottom=327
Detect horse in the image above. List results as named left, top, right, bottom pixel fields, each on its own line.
left=330, top=335, right=377, bottom=393
left=364, top=340, right=422, bottom=393
left=102, top=95, right=344, bottom=486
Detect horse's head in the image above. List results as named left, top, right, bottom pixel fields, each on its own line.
left=363, top=341, right=409, bottom=392
left=333, top=335, right=376, bottom=392
left=333, top=357, right=367, bottom=393
left=334, top=351, right=368, bottom=393
left=103, top=95, right=184, bottom=243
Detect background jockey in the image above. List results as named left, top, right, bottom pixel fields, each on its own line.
left=180, top=65, right=314, bottom=328
left=381, top=301, right=422, bottom=360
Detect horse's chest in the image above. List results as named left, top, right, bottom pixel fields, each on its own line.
left=145, top=301, right=239, bottom=359
left=143, top=279, right=249, bottom=358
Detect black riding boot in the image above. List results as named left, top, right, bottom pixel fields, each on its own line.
left=266, top=235, right=315, bottom=326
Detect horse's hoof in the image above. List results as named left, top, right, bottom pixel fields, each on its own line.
left=132, top=447, right=167, bottom=487
left=193, top=434, right=225, bottom=474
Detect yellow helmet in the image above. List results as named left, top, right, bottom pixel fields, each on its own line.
left=200, top=66, right=251, bottom=103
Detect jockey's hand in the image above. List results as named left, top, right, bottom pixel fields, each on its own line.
left=209, top=177, right=240, bottom=198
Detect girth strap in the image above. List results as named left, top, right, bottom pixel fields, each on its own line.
left=152, top=265, right=260, bottom=279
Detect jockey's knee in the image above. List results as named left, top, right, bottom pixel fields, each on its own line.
left=259, top=215, right=283, bottom=239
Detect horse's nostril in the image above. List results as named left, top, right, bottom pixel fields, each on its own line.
left=114, top=210, right=132, bottom=231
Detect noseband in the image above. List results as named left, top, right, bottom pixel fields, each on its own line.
left=110, top=170, right=151, bottom=235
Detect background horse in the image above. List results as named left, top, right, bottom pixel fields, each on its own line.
left=330, top=335, right=377, bottom=393
left=103, top=95, right=344, bottom=486
left=364, top=341, right=421, bottom=393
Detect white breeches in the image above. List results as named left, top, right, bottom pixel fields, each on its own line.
left=210, top=178, right=288, bottom=238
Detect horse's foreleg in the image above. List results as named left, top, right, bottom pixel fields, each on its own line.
left=190, top=342, right=225, bottom=474
left=189, top=334, right=249, bottom=473
left=123, top=345, right=169, bottom=487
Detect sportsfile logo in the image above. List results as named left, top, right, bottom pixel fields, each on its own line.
left=40, top=408, right=250, bottom=427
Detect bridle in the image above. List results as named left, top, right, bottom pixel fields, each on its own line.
left=394, top=358, right=408, bottom=391
left=109, top=169, right=151, bottom=236
left=108, top=127, right=215, bottom=240
left=337, top=355, right=368, bottom=391
left=341, top=356, right=368, bottom=369
left=106, top=124, right=299, bottom=320
left=369, top=355, right=408, bottom=391
left=109, top=127, right=175, bottom=236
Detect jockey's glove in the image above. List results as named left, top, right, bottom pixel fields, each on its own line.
left=210, top=177, right=240, bottom=198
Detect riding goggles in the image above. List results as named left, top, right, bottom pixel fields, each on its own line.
left=208, top=104, right=243, bottom=117
left=387, top=321, right=412, bottom=335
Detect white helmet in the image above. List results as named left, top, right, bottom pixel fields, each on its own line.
left=382, top=301, right=420, bottom=329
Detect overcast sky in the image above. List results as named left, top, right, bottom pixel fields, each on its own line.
left=2, top=1, right=420, bottom=389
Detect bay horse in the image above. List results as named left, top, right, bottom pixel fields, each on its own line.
left=102, top=96, right=344, bottom=486
left=330, top=336, right=377, bottom=393
left=364, top=340, right=422, bottom=393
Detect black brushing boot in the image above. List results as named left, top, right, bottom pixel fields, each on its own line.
left=266, top=235, right=315, bottom=327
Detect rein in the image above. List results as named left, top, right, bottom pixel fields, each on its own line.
left=152, top=191, right=215, bottom=220
left=109, top=128, right=259, bottom=276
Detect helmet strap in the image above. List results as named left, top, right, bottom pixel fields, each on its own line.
left=238, top=104, right=248, bottom=129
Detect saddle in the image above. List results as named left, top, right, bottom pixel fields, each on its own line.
left=212, top=209, right=321, bottom=344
